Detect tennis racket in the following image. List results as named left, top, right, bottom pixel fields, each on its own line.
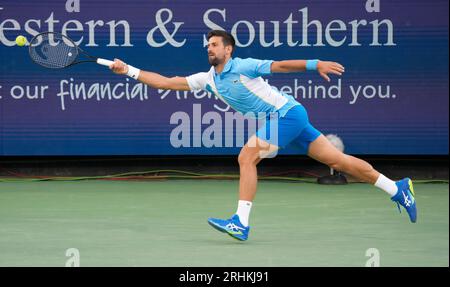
left=28, top=32, right=114, bottom=69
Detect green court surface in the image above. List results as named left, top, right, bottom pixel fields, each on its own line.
left=0, top=180, right=448, bottom=267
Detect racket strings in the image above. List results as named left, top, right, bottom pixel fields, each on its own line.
left=29, top=34, right=78, bottom=68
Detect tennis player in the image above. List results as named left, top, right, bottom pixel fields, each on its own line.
left=110, top=30, right=417, bottom=241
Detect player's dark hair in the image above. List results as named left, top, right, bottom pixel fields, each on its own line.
left=207, top=30, right=235, bottom=55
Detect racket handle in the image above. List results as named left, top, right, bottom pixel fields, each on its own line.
left=96, top=58, right=114, bottom=67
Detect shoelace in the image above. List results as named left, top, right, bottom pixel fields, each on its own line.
left=396, top=202, right=402, bottom=213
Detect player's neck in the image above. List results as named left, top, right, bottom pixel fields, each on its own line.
left=214, top=57, right=232, bottom=74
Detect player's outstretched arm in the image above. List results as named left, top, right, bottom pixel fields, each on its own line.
left=110, top=58, right=191, bottom=91
left=271, top=60, right=345, bottom=82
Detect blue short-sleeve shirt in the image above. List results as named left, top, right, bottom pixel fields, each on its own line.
left=186, top=57, right=300, bottom=118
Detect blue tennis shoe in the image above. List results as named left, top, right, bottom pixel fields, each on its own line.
left=207, top=214, right=250, bottom=241
left=391, top=178, right=417, bottom=223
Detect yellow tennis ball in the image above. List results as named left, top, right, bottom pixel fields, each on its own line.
left=15, top=35, right=27, bottom=46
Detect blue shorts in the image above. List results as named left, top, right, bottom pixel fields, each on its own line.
left=255, top=105, right=322, bottom=153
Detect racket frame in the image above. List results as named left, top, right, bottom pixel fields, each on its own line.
left=28, top=32, right=113, bottom=68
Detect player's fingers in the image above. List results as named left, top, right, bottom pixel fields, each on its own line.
left=329, top=62, right=343, bottom=70
left=330, top=64, right=345, bottom=73
left=112, top=59, right=127, bottom=73
left=333, top=64, right=345, bottom=73
left=320, top=72, right=330, bottom=82
left=111, top=59, right=121, bottom=70
left=113, top=58, right=124, bottom=66
left=331, top=66, right=344, bottom=75
left=335, top=63, right=345, bottom=71
left=329, top=69, right=342, bottom=76
left=329, top=63, right=343, bottom=72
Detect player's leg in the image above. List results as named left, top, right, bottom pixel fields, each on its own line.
left=207, top=106, right=307, bottom=240
left=237, top=135, right=277, bottom=202
left=235, top=107, right=308, bottom=226
left=307, top=134, right=380, bottom=183
left=207, top=136, right=277, bottom=241
left=305, top=132, right=417, bottom=222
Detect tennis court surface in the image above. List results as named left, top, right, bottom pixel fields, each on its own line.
left=0, top=179, right=447, bottom=267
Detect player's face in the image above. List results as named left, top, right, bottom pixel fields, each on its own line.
left=207, top=36, right=227, bottom=66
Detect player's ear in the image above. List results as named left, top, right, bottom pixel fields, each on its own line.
left=225, top=45, right=232, bottom=56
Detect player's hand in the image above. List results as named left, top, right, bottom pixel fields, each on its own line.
left=317, top=61, right=345, bottom=82
left=110, top=58, right=129, bottom=75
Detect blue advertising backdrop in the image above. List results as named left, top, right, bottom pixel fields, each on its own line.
left=0, top=0, right=448, bottom=155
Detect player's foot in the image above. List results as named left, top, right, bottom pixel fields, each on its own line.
left=207, top=214, right=250, bottom=241
left=391, top=178, right=417, bottom=223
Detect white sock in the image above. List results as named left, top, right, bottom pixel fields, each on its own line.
left=235, top=200, right=252, bottom=227
left=374, top=174, right=398, bottom=196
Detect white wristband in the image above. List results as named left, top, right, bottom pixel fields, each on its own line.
left=126, top=65, right=140, bottom=80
